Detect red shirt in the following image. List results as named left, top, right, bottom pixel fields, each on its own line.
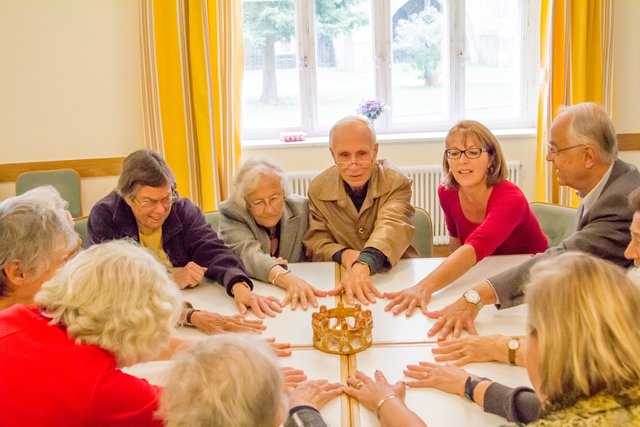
left=438, top=180, right=548, bottom=261
left=0, top=305, right=163, bottom=427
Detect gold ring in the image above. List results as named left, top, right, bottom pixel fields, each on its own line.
left=355, top=382, right=364, bottom=388
left=240, top=319, right=244, bottom=326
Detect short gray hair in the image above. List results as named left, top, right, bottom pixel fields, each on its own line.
left=34, top=240, right=182, bottom=366
left=329, top=115, right=376, bottom=150
left=0, top=187, right=78, bottom=298
left=230, top=158, right=292, bottom=210
left=117, top=149, right=176, bottom=199
left=159, top=334, right=287, bottom=427
left=559, top=102, right=617, bottom=163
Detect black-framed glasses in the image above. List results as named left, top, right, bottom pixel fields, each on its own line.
left=546, top=144, right=585, bottom=156
left=445, top=147, right=489, bottom=160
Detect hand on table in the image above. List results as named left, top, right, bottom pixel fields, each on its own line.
left=431, top=334, right=506, bottom=366
left=170, top=262, right=207, bottom=289
left=232, top=282, right=282, bottom=318
left=189, top=310, right=266, bottom=335
left=279, top=273, right=339, bottom=311
left=265, top=337, right=292, bottom=357
left=341, top=249, right=361, bottom=272
left=281, top=367, right=307, bottom=387
left=338, top=263, right=382, bottom=305
left=384, top=282, right=433, bottom=317
left=403, top=361, right=469, bottom=397
left=344, top=370, right=405, bottom=414
left=287, top=379, right=343, bottom=411
left=426, top=296, right=480, bottom=340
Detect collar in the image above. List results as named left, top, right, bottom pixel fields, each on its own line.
left=577, top=163, right=614, bottom=214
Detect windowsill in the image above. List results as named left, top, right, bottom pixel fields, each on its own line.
left=242, top=128, right=537, bottom=150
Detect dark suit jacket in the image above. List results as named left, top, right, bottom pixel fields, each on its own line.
left=218, top=195, right=308, bottom=282
left=490, top=159, right=640, bottom=308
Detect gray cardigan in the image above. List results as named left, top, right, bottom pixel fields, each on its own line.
left=219, top=195, right=308, bottom=282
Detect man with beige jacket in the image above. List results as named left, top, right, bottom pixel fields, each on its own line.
left=303, top=115, right=417, bottom=305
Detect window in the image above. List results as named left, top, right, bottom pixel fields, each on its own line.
left=242, top=0, right=538, bottom=140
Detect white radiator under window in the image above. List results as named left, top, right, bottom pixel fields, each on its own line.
left=287, top=160, right=522, bottom=246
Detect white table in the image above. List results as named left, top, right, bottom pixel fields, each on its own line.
left=125, top=255, right=533, bottom=427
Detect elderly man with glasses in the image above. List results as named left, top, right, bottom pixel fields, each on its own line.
left=303, top=115, right=418, bottom=306
left=88, top=149, right=281, bottom=335
left=427, top=102, right=640, bottom=341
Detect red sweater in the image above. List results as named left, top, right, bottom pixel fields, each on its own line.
left=0, top=305, right=162, bottom=427
left=438, top=181, right=548, bottom=260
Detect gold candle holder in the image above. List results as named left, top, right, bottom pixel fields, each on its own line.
left=312, top=303, right=373, bottom=354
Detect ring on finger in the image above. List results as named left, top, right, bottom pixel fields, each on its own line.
left=355, top=381, right=364, bottom=388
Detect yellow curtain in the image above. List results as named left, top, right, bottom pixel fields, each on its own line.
left=140, top=0, right=244, bottom=211
left=535, top=0, right=613, bottom=205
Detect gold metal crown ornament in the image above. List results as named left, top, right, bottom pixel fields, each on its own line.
left=312, top=303, right=373, bottom=354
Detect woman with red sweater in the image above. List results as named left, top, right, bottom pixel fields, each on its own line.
left=385, top=120, right=547, bottom=317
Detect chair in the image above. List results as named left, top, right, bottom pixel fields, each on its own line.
left=16, top=169, right=82, bottom=218
left=529, top=202, right=578, bottom=247
left=204, top=211, right=221, bottom=232
left=412, top=207, right=433, bottom=258
left=74, top=217, right=89, bottom=248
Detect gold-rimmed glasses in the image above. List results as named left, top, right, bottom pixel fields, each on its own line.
left=546, top=144, right=585, bottom=156
left=133, top=191, right=178, bottom=210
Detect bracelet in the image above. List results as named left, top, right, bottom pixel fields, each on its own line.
left=271, top=269, right=291, bottom=286
left=375, top=393, right=398, bottom=418
left=184, top=308, right=200, bottom=327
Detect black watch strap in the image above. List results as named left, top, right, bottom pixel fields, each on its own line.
left=464, top=376, right=491, bottom=402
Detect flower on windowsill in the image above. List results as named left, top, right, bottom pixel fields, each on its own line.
left=356, top=99, right=391, bottom=123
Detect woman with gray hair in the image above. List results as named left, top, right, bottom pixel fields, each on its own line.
left=220, top=158, right=336, bottom=310
left=0, top=240, right=183, bottom=426
left=89, top=149, right=279, bottom=334
left=0, top=186, right=79, bottom=310
left=160, top=333, right=342, bottom=427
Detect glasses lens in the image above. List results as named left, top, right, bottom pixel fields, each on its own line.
left=466, top=148, right=483, bottom=158
left=446, top=149, right=461, bottom=159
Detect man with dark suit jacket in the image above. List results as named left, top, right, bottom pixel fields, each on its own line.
left=427, top=102, right=640, bottom=340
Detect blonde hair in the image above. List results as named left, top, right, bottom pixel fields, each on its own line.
left=230, top=158, right=292, bottom=210
left=526, top=252, right=640, bottom=408
left=441, top=120, right=507, bottom=189
left=34, top=240, right=182, bottom=366
left=160, top=334, right=287, bottom=427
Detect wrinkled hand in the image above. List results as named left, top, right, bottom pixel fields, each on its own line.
left=341, top=249, right=361, bottom=272
left=280, top=273, right=339, bottom=311
left=426, top=297, right=479, bottom=340
left=281, top=367, right=307, bottom=387
left=431, top=335, right=505, bottom=366
left=344, top=370, right=406, bottom=413
left=189, top=310, right=266, bottom=335
left=384, top=282, right=433, bottom=317
left=232, top=283, right=282, bottom=318
left=403, top=361, right=469, bottom=397
left=339, top=264, right=382, bottom=305
left=287, top=380, right=343, bottom=411
left=265, top=337, right=292, bottom=357
left=171, top=262, right=207, bottom=289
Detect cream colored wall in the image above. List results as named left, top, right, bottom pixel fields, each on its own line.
left=0, top=0, right=144, bottom=214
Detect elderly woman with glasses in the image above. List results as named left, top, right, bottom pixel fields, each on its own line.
left=385, top=120, right=547, bottom=318
left=0, top=240, right=184, bottom=426
left=219, top=159, right=336, bottom=310
left=0, top=186, right=80, bottom=311
left=88, top=149, right=280, bottom=334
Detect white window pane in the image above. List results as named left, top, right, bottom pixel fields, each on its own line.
left=242, top=0, right=301, bottom=130
left=391, top=0, right=448, bottom=124
left=315, top=0, right=374, bottom=127
left=464, top=0, right=522, bottom=119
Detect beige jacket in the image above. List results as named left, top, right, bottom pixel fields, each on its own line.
left=303, top=160, right=417, bottom=265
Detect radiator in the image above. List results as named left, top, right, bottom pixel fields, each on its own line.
left=287, top=160, right=522, bottom=246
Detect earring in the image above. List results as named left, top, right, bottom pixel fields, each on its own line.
left=488, top=166, right=495, bottom=174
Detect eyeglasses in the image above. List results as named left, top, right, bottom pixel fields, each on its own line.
left=335, top=158, right=374, bottom=168
left=247, top=194, right=284, bottom=213
left=546, top=144, right=585, bottom=156
left=445, top=147, right=489, bottom=160
left=133, top=191, right=178, bottom=210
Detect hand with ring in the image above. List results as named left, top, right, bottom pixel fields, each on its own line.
left=431, top=334, right=513, bottom=366
left=186, top=310, right=265, bottom=335
left=403, top=361, right=471, bottom=397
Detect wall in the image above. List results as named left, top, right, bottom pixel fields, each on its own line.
left=0, top=0, right=144, bottom=214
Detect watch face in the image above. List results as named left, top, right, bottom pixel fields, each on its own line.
left=508, top=339, right=520, bottom=350
left=464, top=290, right=481, bottom=304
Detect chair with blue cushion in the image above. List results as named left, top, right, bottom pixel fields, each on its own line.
left=412, top=207, right=433, bottom=258
left=16, top=168, right=82, bottom=218
left=529, top=202, right=578, bottom=248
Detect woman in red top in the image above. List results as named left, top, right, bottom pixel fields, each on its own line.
left=0, top=240, right=183, bottom=427
left=385, top=120, right=547, bottom=316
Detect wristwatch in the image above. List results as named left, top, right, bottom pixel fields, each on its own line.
left=464, top=376, right=491, bottom=402
left=463, top=289, right=484, bottom=309
left=508, top=337, right=521, bottom=365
